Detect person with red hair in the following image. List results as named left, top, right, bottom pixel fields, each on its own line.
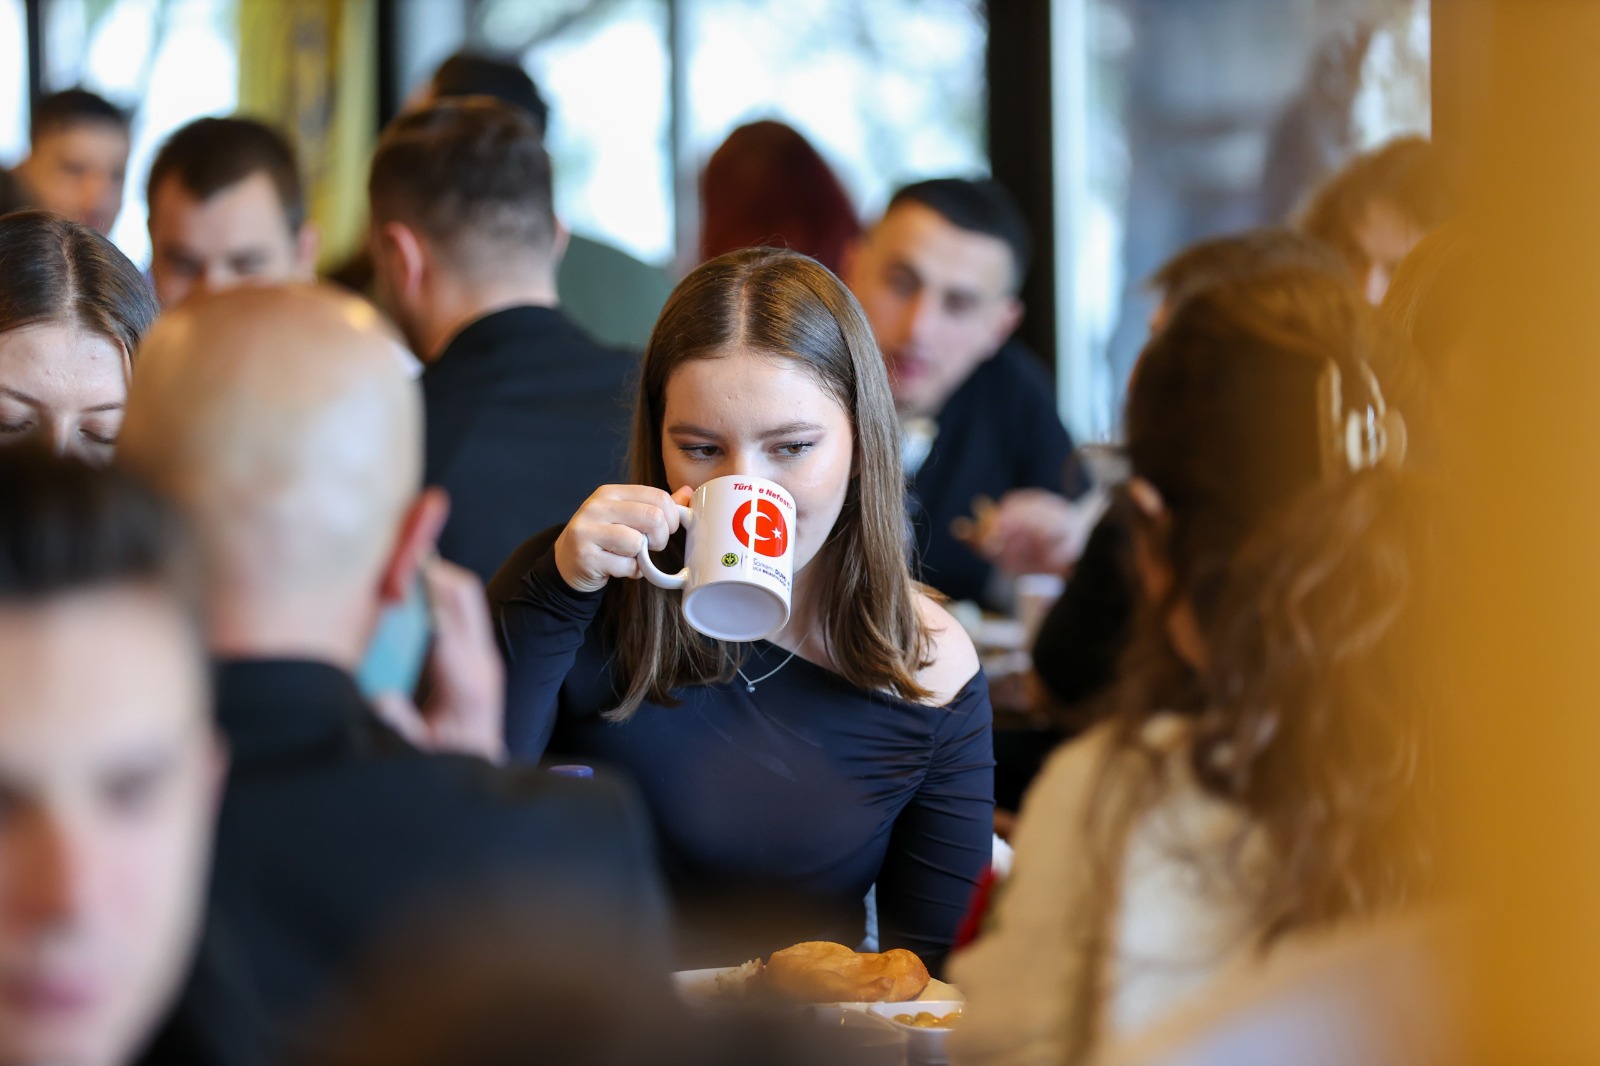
left=698, top=120, right=860, bottom=277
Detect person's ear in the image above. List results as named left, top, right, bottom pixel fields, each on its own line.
left=205, top=730, right=230, bottom=815
left=375, top=220, right=428, bottom=302
left=294, top=221, right=321, bottom=278
left=987, top=295, right=1025, bottom=353
left=1126, top=476, right=1173, bottom=605
left=377, top=487, right=450, bottom=606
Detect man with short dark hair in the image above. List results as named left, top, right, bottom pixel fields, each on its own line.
left=0, top=449, right=224, bottom=1066
left=11, top=89, right=130, bottom=235
left=845, top=177, right=1086, bottom=607
left=145, top=116, right=318, bottom=308
left=369, top=98, right=637, bottom=583
left=416, top=51, right=673, bottom=350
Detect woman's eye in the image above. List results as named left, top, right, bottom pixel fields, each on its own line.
left=0, top=422, right=31, bottom=435
left=775, top=442, right=814, bottom=457
left=81, top=429, right=117, bottom=446
left=679, top=444, right=719, bottom=460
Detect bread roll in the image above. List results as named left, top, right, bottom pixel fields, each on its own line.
left=760, top=941, right=930, bottom=1003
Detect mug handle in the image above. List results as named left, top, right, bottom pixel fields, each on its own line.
left=636, top=503, right=695, bottom=589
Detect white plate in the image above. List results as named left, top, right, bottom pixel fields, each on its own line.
left=671, top=966, right=746, bottom=1003
left=671, top=966, right=961, bottom=1008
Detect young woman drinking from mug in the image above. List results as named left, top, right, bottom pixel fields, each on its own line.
left=488, top=248, right=992, bottom=974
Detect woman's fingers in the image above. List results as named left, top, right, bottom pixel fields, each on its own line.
left=555, top=485, right=686, bottom=591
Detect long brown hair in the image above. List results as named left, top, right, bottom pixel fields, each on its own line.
left=605, top=247, right=933, bottom=718
left=1110, top=268, right=1430, bottom=944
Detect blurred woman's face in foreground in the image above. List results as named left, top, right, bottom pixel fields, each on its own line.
left=0, top=323, right=128, bottom=466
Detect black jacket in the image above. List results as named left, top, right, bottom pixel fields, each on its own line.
left=207, top=659, right=670, bottom=1056
left=909, top=341, right=1084, bottom=607
left=423, top=305, right=638, bottom=583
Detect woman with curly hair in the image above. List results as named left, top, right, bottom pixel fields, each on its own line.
left=951, top=268, right=1429, bottom=1064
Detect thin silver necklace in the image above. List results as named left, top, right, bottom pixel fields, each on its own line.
left=737, top=647, right=798, bottom=693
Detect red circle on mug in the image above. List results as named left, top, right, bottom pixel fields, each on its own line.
left=733, top=498, right=789, bottom=558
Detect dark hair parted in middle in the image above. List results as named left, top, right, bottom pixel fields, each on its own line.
left=147, top=116, right=307, bottom=234
left=887, top=177, right=1032, bottom=290
left=368, top=98, right=555, bottom=269
left=605, top=247, right=933, bottom=718
left=1114, top=267, right=1428, bottom=943
left=0, top=210, right=157, bottom=361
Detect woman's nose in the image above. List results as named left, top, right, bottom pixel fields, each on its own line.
left=43, top=420, right=72, bottom=458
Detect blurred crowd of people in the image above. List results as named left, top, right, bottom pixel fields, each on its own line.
left=0, top=44, right=1453, bottom=1066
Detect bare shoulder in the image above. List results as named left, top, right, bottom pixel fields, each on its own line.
left=913, top=592, right=981, bottom=706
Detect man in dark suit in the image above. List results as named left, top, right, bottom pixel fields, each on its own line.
left=844, top=178, right=1091, bottom=608
left=117, top=285, right=669, bottom=1054
left=367, top=98, right=639, bottom=584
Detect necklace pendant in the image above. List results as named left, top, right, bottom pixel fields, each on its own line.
left=746, top=682, right=757, bottom=693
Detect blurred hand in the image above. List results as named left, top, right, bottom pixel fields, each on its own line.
left=554, top=484, right=693, bottom=592
left=371, top=558, right=506, bottom=763
left=952, top=488, right=1101, bottom=577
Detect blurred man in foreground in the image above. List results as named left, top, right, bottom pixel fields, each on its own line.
left=0, top=450, right=222, bottom=1066
left=117, top=284, right=667, bottom=1051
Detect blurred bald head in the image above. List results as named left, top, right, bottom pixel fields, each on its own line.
left=118, top=285, right=422, bottom=656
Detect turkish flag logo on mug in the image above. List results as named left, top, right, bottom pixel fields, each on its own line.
left=734, top=498, right=788, bottom=558
left=636, top=475, right=796, bottom=642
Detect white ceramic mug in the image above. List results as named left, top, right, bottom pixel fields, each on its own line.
left=637, top=474, right=796, bottom=641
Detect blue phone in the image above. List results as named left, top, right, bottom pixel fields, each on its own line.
left=356, top=573, right=433, bottom=700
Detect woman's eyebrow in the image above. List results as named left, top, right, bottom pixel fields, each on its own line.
left=82, top=401, right=124, bottom=413
left=0, top=386, right=40, bottom=406
left=762, top=421, right=825, bottom=437
left=665, top=423, right=723, bottom=438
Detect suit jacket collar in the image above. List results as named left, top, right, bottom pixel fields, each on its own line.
left=213, top=658, right=405, bottom=766
left=427, top=304, right=578, bottom=376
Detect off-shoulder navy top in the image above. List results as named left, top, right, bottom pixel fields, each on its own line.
left=487, top=528, right=995, bottom=975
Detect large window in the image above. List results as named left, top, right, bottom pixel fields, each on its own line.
left=0, top=0, right=27, bottom=163
left=396, top=0, right=988, bottom=269
left=39, top=0, right=239, bottom=263
left=679, top=0, right=986, bottom=240
left=1053, top=0, right=1432, bottom=440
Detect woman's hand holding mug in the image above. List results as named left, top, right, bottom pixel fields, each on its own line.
left=554, top=484, right=693, bottom=593
left=635, top=475, right=797, bottom=642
